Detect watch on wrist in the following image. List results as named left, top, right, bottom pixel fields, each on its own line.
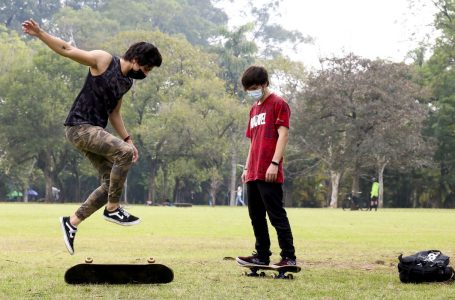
left=271, top=160, right=279, bottom=166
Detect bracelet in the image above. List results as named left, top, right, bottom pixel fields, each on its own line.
left=271, top=161, right=279, bottom=166
left=123, top=135, right=131, bottom=142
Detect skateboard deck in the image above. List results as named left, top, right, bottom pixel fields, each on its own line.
left=238, top=262, right=301, bottom=279
left=65, top=260, right=173, bottom=284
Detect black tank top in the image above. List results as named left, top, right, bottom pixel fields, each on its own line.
left=64, top=56, right=133, bottom=128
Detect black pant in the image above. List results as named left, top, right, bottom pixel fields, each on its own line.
left=247, top=180, right=296, bottom=260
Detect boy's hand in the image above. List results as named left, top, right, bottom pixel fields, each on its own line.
left=22, top=19, right=41, bottom=37
left=265, top=164, right=278, bottom=182
left=241, top=169, right=247, bottom=183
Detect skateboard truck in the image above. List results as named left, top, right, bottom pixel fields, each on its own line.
left=272, top=270, right=294, bottom=279
left=244, top=267, right=295, bottom=279
left=244, top=267, right=266, bottom=277
left=239, top=263, right=301, bottom=280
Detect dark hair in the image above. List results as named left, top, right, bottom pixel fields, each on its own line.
left=241, top=65, right=269, bottom=89
left=123, top=42, right=162, bottom=68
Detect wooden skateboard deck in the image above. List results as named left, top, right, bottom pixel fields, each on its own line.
left=65, top=260, right=173, bottom=284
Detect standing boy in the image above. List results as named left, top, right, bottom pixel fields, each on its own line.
left=236, top=66, right=297, bottom=267
left=22, top=19, right=162, bottom=255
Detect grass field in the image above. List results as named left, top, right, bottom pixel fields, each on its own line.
left=1, top=203, right=454, bottom=299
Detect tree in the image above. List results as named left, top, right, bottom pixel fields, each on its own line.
left=357, top=61, right=434, bottom=207
left=297, top=54, right=432, bottom=207
left=103, top=30, right=241, bottom=204
left=248, top=0, right=312, bottom=58
left=260, top=55, right=308, bottom=205
left=210, top=24, right=256, bottom=205
left=0, top=0, right=61, bottom=31
left=49, top=6, right=120, bottom=50
left=296, top=55, right=367, bottom=207
left=0, top=39, right=85, bottom=202
left=210, top=0, right=312, bottom=205
left=420, top=0, right=455, bottom=207
left=59, top=0, right=228, bottom=47
left=214, top=0, right=312, bottom=58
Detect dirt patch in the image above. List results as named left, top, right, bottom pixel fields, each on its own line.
left=304, top=259, right=396, bottom=271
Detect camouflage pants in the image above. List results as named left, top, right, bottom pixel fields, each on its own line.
left=65, top=124, right=134, bottom=220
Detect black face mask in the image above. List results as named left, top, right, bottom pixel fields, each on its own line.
left=127, top=69, right=146, bottom=80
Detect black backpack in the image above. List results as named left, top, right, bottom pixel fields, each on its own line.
left=398, top=250, right=454, bottom=283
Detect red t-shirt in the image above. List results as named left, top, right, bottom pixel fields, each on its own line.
left=245, top=93, right=291, bottom=183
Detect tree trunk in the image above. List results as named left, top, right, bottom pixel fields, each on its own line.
left=412, top=188, right=418, bottom=208
left=163, top=168, right=168, bottom=201
left=209, top=173, right=222, bottom=207
left=23, top=158, right=36, bottom=203
left=147, top=160, right=158, bottom=204
left=326, top=179, right=332, bottom=207
left=329, top=170, right=341, bottom=207
left=123, top=178, right=129, bottom=204
left=173, top=178, right=180, bottom=203
left=378, top=161, right=387, bottom=208
left=44, top=170, right=53, bottom=202
left=209, top=179, right=217, bottom=207
left=147, top=172, right=156, bottom=204
left=23, top=187, right=28, bottom=203
left=229, top=145, right=238, bottom=206
left=351, top=165, right=360, bottom=195
left=36, top=149, right=54, bottom=202
left=75, top=170, right=81, bottom=203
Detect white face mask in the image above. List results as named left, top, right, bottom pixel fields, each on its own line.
left=247, top=88, right=263, bottom=101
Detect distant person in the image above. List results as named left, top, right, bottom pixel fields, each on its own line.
left=52, top=187, right=60, bottom=201
left=22, top=19, right=162, bottom=255
left=235, top=185, right=245, bottom=206
left=236, top=66, right=297, bottom=268
left=370, top=177, right=379, bottom=211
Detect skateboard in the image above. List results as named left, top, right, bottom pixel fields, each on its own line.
left=238, top=262, right=301, bottom=279
left=64, top=257, right=174, bottom=284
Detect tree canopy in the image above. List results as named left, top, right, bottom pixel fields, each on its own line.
left=0, top=0, right=453, bottom=208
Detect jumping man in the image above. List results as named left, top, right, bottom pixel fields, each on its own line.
left=22, top=19, right=162, bottom=255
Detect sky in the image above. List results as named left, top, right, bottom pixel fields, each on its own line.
left=219, top=0, right=439, bottom=68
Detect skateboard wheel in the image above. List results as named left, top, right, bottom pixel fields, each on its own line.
left=259, top=272, right=266, bottom=277
left=85, top=257, right=93, bottom=264
left=147, top=257, right=156, bottom=264
left=287, top=274, right=294, bottom=280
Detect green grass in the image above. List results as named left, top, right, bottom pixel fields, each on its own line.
left=1, top=203, right=454, bottom=299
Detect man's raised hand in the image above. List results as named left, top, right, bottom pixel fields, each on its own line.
left=22, top=19, right=41, bottom=37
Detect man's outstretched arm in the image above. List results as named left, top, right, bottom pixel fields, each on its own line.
left=22, top=19, right=110, bottom=72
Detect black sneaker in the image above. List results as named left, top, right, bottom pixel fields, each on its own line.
left=236, top=252, right=270, bottom=266
left=103, top=207, right=140, bottom=226
left=60, top=216, right=77, bottom=255
left=271, top=257, right=297, bottom=268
